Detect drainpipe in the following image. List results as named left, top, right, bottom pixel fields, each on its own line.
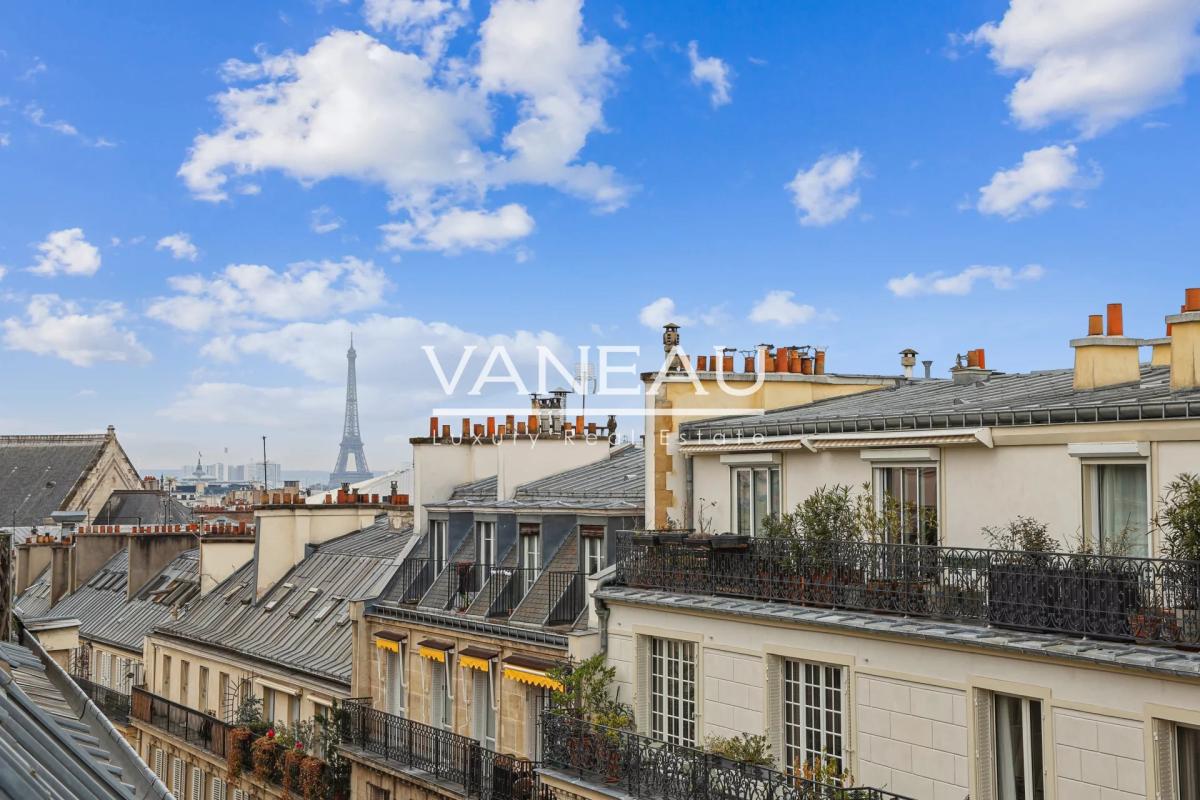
left=684, top=454, right=694, bottom=531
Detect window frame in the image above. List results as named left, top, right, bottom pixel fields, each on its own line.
left=649, top=637, right=696, bottom=747
left=782, top=659, right=846, bottom=777
left=990, top=692, right=1044, bottom=800
left=731, top=464, right=781, bottom=537
left=872, top=463, right=939, bottom=545
left=430, top=518, right=449, bottom=574
left=476, top=521, right=496, bottom=580
left=1082, top=458, right=1151, bottom=557
left=520, top=527, right=541, bottom=591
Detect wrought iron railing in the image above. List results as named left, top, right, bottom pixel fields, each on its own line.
left=546, top=571, right=586, bottom=626
left=131, top=686, right=229, bottom=757
left=487, top=567, right=537, bottom=617
left=615, top=532, right=1200, bottom=647
left=396, top=558, right=436, bottom=603
left=341, top=699, right=542, bottom=800
left=71, top=674, right=131, bottom=724
left=541, top=713, right=910, bottom=800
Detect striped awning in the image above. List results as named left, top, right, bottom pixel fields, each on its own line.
left=417, top=639, right=454, bottom=663
left=459, top=646, right=499, bottom=672
left=374, top=631, right=406, bottom=652
left=808, top=433, right=982, bottom=450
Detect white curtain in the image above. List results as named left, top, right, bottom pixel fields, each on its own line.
left=995, top=695, right=1020, bottom=800
left=1099, top=465, right=1148, bottom=556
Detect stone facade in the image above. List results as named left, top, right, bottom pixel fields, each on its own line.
left=1053, top=708, right=1145, bottom=800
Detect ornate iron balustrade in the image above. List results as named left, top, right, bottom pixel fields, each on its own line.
left=396, top=558, right=436, bottom=603
left=71, top=674, right=131, bottom=724
left=615, top=532, right=1200, bottom=647
left=541, top=713, right=910, bottom=800
left=342, top=699, right=542, bottom=800
left=487, top=567, right=537, bottom=617
left=131, top=686, right=229, bottom=758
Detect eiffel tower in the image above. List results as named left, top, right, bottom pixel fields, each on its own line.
left=330, top=334, right=373, bottom=485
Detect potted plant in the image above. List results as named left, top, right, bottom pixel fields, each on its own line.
left=549, top=654, right=634, bottom=783
left=252, top=728, right=282, bottom=784
left=705, top=732, right=775, bottom=775
left=227, top=726, right=254, bottom=778
left=1149, top=474, right=1200, bottom=643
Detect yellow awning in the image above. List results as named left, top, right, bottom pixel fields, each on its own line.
left=461, top=655, right=490, bottom=672
left=375, top=638, right=400, bottom=653
left=503, top=665, right=562, bottom=692
left=419, top=645, right=447, bottom=663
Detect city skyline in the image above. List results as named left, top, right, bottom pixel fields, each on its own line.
left=3, top=1, right=1200, bottom=470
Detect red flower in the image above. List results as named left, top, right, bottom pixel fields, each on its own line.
left=295, top=742, right=304, bottom=749
left=267, top=729, right=275, bottom=738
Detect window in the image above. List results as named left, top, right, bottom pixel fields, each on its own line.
left=476, top=521, right=496, bottom=579
left=99, top=651, right=112, bottom=687
left=430, top=659, right=453, bottom=731
left=526, top=687, right=549, bottom=760
left=209, top=777, right=227, bottom=800
left=783, top=660, right=844, bottom=776
left=874, top=465, right=938, bottom=545
left=990, top=694, right=1044, bottom=800
left=153, top=747, right=165, bottom=778
left=385, top=646, right=406, bottom=716
left=733, top=465, right=780, bottom=536
left=431, top=519, right=448, bottom=573
left=472, top=668, right=497, bottom=749
left=199, top=666, right=209, bottom=713
left=162, top=655, right=172, bottom=696
left=1087, top=463, right=1149, bottom=556
left=1178, top=724, right=1200, bottom=798
left=582, top=526, right=605, bottom=575
left=219, top=673, right=231, bottom=721
left=180, top=660, right=190, bottom=705
left=171, top=757, right=185, bottom=795
left=650, top=638, right=696, bottom=746
left=521, top=526, right=541, bottom=591
left=263, top=686, right=277, bottom=723
left=368, top=786, right=391, bottom=800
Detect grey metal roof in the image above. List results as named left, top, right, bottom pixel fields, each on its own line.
left=13, top=566, right=52, bottom=618
left=155, top=519, right=413, bottom=686
left=681, top=364, right=1200, bottom=439
left=0, top=434, right=108, bottom=527
left=92, top=491, right=192, bottom=526
left=20, top=548, right=200, bottom=653
left=598, top=586, right=1200, bottom=681
left=449, top=475, right=498, bottom=501
left=0, top=634, right=171, bottom=799
left=433, top=446, right=645, bottom=511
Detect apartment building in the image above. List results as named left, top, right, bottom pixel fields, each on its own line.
left=552, top=297, right=1200, bottom=800
left=128, top=497, right=413, bottom=800
left=341, top=416, right=642, bottom=800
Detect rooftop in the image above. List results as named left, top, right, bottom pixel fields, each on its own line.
left=0, top=433, right=111, bottom=528
left=155, top=518, right=412, bottom=685
left=92, top=490, right=192, bottom=527
left=680, top=364, right=1200, bottom=439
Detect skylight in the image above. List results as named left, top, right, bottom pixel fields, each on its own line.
left=264, top=582, right=295, bottom=612
left=288, top=587, right=322, bottom=618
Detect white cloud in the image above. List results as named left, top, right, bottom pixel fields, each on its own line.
left=785, top=150, right=864, bottom=227
left=0, top=265, right=6, bottom=280
left=748, top=290, right=819, bottom=326
left=155, top=232, right=199, bottom=261
left=310, top=206, right=344, bottom=234
left=24, top=104, right=112, bottom=147
left=363, top=0, right=470, bottom=60
left=0, top=132, right=10, bottom=148
left=637, top=297, right=726, bottom=330
left=380, top=203, right=534, bottom=252
left=2, top=294, right=150, bottom=366
left=687, top=41, right=732, bottom=108
left=146, top=257, right=388, bottom=332
left=977, top=144, right=1098, bottom=219
left=28, top=228, right=101, bottom=277
left=181, top=0, right=627, bottom=251
left=968, top=0, right=1200, bottom=137
left=159, top=382, right=344, bottom=426
left=887, top=264, right=1045, bottom=297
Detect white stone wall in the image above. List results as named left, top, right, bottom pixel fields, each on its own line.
left=702, top=649, right=764, bottom=740
left=1053, top=709, right=1145, bottom=800
left=853, top=675, right=969, bottom=800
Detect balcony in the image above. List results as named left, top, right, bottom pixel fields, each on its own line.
left=540, top=713, right=911, bottom=800
left=616, top=532, right=1200, bottom=648
left=131, top=685, right=229, bottom=758
left=71, top=674, right=131, bottom=725
left=341, top=699, right=541, bottom=800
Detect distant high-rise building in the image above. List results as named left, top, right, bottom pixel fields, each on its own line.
left=228, top=464, right=245, bottom=481
left=330, top=334, right=372, bottom=485
left=244, top=461, right=282, bottom=488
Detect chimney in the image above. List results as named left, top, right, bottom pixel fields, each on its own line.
left=15, top=541, right=53, bottom=595
left=253, top=504, right=385, bottom=600
left=922, top=360, right=933, bottom=380
left=950, top=348, right=992, bottom=384
left=1072, top=303, right=1140, bottom=391
left=899, top=348, right=918, bottom=380
left=1168, top=289, right=1200, bottom=390
left=127, top=531, right=197, bottom=600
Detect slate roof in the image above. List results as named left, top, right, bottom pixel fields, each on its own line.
left=21, top=549, right=201, bottom=653
left=0, top=634, right=169, bottom=799
left=154, top=519, right=412, bottom=686
left=0, top=434, right=109, bottom=527
left=433, top=445, right=645, bottom=511
left=598, top=586, right=1200, bottom=681
left=92, top=491, right=192, bottom=526
left=13, top=566, right=52, bottom=618
left=449, top=475, right=498, bottom=501
left=681, top=364, right=1200, bottom=439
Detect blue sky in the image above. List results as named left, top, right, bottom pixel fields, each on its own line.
left=2, top=1, right=1199, bottom=472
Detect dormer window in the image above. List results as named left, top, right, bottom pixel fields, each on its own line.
left=476, top=521, right=496, bottom=580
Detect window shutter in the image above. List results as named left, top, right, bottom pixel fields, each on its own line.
left=210, top=777, right=226, bottom=800
left=1154, top=719, right=1177, bottom=800
left=431, top=662, right=446, bottom=728
left=839, top=666, right=851, bottom=767
left=635, top=636, right=651, bottom=736
left=191, top=767, right=203, bottom=800
left=154, top=747, right=165, bottom=777
left=764, top=655, right=784, bottom=771
left=973, top=689, right=996, bottom=800
left=473, top=670, right=488, bottom=744
left=171, top=758, right=184, bottom=794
